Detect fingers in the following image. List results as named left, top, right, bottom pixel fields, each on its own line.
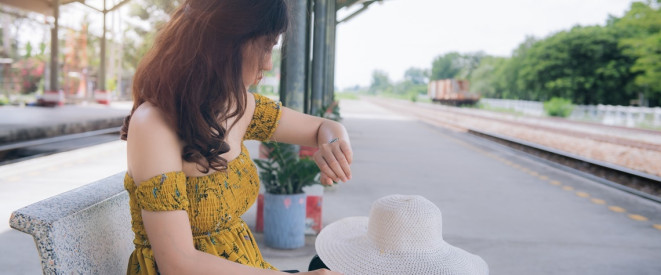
left=340, top=141, right=353, bottom=165
left=314, top=140, right=352, bottom=183
left=332, top=146, right=351, bottom=180
left=314, top=153, right=340, bottom=182
left=320, top=172, right=334, bottom=186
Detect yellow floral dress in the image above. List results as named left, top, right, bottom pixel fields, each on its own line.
left=124, top=93, right=281, bottom=274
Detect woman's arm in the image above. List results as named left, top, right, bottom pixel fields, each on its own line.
left=271, top=107, right=353, bottom=186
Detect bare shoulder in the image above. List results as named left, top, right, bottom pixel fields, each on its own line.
left=234, top=92, right=257, bottom=129
left=129, top=102, right=167, bottom=128
left=127, top=102, right=183, bottom=184
left=245, top=92, right=256, bottom=117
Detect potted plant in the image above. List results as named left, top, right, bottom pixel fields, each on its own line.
left=254, top=142, right=321, bottom=249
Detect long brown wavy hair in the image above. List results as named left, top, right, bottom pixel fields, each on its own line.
left=121, top=0, right=288, bottom=173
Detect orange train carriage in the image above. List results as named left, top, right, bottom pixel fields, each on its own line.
left=428, top=79, right=480, bottom=105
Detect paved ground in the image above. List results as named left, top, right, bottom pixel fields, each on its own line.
left=2, top=98, right=661, bottom=274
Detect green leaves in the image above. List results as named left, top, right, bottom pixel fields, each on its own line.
left=254, top=142, right=322, bottom=195
left=369, top=70, right=392, bottom=94
left=615, top=2, right=661, bottom=105
left=431, top=52, right=463, bottom=80
left=431, top=52, right=485, bottom=81
left=466, top=5, right=659, bottom=106
left=543, top=97, right=574, bottom=117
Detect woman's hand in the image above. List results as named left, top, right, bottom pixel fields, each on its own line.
left=299, top=269, right=343, bottom=275
left=313, top=137, right=353, bottom=186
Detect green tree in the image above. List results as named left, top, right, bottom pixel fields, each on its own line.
left=519, top=25, right=637, bottom=104
left=456, top=51, right=486, bottom=80
left=123, top=0, right=183, bottom=70
left=430, top=52, right=462, bottom=80
left=469, top=56, right=507, bottom=98
left=24, top=42, right=32, bottom=58
left=431, top=52, right=485, bottom=81
left=404, top=67, right=428, bottom=85
left=465, top=1, right=661, bottom=106
left=615, top=1, right=661, bottom=106
left=369, top=70, right=392, bottom=94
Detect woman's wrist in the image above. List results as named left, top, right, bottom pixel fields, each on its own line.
left=316, top=120, right=348, bottom=147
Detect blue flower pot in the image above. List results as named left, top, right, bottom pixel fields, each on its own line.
left=263, top=193, right=307, bottom=249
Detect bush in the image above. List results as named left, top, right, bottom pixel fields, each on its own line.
left=543, top=97, right=574, bottom=117
left=409, top=90, right=418, bottom=102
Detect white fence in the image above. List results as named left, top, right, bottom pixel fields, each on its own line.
left=479, top=98, right=661, bottom=128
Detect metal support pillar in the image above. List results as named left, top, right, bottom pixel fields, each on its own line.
left=280, top=0, right=308, bottom=112
left=49, top=0, right=59, bottom=92
left=304, top=0, right=313, bottom=114
left=324, top=0, right=336, bottom=106
left=99, top=0, right=107, bottom=91
left=310, top=0, right=327, bottom=116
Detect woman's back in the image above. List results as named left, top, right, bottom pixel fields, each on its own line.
left=124, top=93, right=283, bottom=273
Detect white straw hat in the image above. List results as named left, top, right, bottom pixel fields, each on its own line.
left=315, top=194, right=488, bottom=275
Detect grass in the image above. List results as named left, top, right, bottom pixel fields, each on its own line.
left=374, top=92, right=432, bottom=103
left=475, top=102, right=525, bottom=116
left=335, top=92, right=359, bottom=100
left=635, top=121, right=661, bottom=131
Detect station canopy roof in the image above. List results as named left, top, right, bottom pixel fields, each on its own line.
left=0, top=0, right=78, bottom=15
left=0, top=0, right=380, bottom=17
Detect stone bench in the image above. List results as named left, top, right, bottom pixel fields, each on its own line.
left=9, top=172, right=132, bottom=274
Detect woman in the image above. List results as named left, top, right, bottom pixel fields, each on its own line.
left=120, top=0, right=352, bottom=274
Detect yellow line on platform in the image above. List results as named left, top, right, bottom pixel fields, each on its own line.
left=591, top=198, right=606, bottom=205
left=425, top=124, right=493, bottom=156
left=654, top=224, right=661, bottom=231
left=538, top=176, right=549, bottom=180
left=608, top=206, right=626, bottom=213
left=550, top=180, right=561, bottom=186
left=529, top=171, right=539, bottom=177
left=628, top=214, right=648, bottom=221
left=562, top=186, right=574, bottom=191
left=575, top=192, right=590, bottom=198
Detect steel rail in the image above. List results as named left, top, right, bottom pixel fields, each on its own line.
left=468, top=128, right=661, bottom=204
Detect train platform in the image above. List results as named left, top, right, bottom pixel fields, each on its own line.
left=0, top=102, right=131, bottom=145
left=1, top=98, right=661, bottom=274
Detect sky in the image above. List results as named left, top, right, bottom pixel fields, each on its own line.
left=8, top=0, right=638, bottom=90
left=334, top=0, right=638, bottom=89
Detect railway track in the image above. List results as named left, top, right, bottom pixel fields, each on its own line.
left=469, top=129, right=661, bottom=203
left=0, top=127, right=121, bottom=165
left=366, top=97, right=661, bottom=201
left=416, top=102, right=661, bottom=152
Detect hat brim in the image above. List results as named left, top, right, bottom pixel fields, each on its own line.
left=315, top=217, right=488, bottom=275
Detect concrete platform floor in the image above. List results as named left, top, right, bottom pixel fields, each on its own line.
left=2, top=98, right=661, bottom=274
